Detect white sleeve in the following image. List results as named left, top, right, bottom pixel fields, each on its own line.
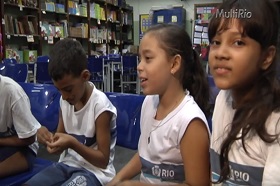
left=262, top=140, right=280, bottom=185
left=12, top=95, right=41, bottom=139
left=262, top=115, right=280, bottom=185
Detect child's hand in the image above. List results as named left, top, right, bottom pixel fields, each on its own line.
left=113, top=180, right=142, bottom=186
left=37, top=126, right=53, bottom=145
left=46, top=133, right=75, bottom=154
left=106, top=177, right=121, bottom=186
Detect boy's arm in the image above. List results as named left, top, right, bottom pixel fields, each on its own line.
left=47, top=111, right=113, bottom=168
left=0, top=135, right=36, bottom=146
left=71, top=111, right=112, bottom=168
left=56, top=108, right=65, bottom=133
left=1, top=94, right=39, bottom=147
left=37, top=109, right=65, bottom=145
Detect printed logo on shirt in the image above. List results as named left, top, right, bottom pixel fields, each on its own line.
left=152, top=165, right=161, bottom=177
left=229, top=165, right=250, bottom=182
left=152, top=165, right=175, bottom=179
left=140, top=157, right=185, bottom=182
left=210, top=149, right=264, bottom=186
left=67, top=175, right=87, bottom=186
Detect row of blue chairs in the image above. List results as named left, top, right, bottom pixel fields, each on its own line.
left=1, top=57, right=52, bottom=84
left=1, top=82, right=144, bottom=186
left=88, top=55, right=140, bottom=93
left=0, top=63, right=28, bottom=82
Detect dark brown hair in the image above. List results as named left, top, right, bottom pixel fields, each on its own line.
left=48, top=38, right=87, bottom=81
left=208, top=0, right=280, bottom=182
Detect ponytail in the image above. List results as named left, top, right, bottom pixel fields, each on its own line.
left=144, top=24, right=210, bottom=117
left=183, top=49, right=210, bottom=117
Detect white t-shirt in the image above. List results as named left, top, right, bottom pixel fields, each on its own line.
left=0, top=75, right=41, bottom=153
left=138, top=93, right=209, bottom=185
left=211, top=90, right=280, bottom=186
left=59, top=83, right=117, bottom=185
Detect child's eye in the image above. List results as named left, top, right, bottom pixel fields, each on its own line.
left=233, top=40, right=245, bottom=46
left=64, top=88, right=72, bottom=93
left=210, top=40, right=220, bottom=46
left=145, top=57, right=153, bottom=62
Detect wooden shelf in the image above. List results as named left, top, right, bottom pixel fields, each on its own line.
left=0, top=0, right=134, bottom=58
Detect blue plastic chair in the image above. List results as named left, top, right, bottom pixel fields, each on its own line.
left=2, top=63, right=28, bottom=82
left=207, top=75, right=219, bottom=133
left=18, top=82, right=60, bottom=132
left=0, top=63, right=6, bottom=75
left=35, top=62, right=53, bottom=84
left=105, top=92, right=145, bottom=150
left=120, top=55, right=140, bottom=94
left=88, top=56, right=104, bottom=90
left=3, top=58, right=17, bottom=64
left=37, top=55, right=49, bottom=63
left=207, top=75, right=220, bottom=105
left=0, top=158, right=53, bottom=186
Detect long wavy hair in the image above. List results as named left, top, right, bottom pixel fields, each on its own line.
left=208, top=0, right=280, bottom=182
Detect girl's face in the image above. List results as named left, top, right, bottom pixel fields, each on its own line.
left=209, top=19, right=263, bottom=91
left=137, top=33, right=173, bottom=95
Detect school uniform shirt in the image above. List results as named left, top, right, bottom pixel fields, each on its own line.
left=211, top=90, right=280, bottom=186
left=59, top=83, right=117, bottom=185
left=0, top=75, right=41, bottom=154
left=138, top=93, right=209, bottom=185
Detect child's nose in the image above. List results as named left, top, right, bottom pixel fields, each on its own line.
left=214, top=44, right=230, bottom=60
left=61, top=92, right=70, bottom=100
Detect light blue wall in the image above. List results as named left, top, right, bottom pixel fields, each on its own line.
left=126, top=0, right=222, bottom=45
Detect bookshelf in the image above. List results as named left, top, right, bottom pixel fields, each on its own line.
left=0, top=0, right=134, bottom=62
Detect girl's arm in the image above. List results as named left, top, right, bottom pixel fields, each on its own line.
left=109, top=118, right=211, bottom=186
left=106, top=152, right=142, bottom=186
left=181, top=118, right=211, bottom=186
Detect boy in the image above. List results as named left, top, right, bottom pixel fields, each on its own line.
left=25, top=39, right=117, bottom=186
left=0, top=75, right=41, bottom=178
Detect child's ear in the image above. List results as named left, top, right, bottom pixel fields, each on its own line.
left=261, top=45, right=276, bottom=70
left=170, top=54, right=182, bottom=75
left=81, top=70, right=90, bottom=81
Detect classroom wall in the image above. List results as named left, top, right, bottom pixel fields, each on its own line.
left=126, top=0, right=222, bottom=45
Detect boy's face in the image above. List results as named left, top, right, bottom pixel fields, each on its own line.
left=53, top=72, right=88, bottom=105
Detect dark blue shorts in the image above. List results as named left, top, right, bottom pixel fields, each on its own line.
left=0, top=146, right=36, bottom=169
left=25, top=162, right=102, bottom=186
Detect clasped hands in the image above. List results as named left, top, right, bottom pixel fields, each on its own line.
left=37, top=126, right=75, bottom=154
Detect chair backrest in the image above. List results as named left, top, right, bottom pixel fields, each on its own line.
left=1, top=63, right=28, bottom=82
left=88, top=57, right=104, bottom=82
left=0, top=63, right=6, bottom=75
left=88, top=57, right=104, bottom=73
left=207, top=75, right=220, bottom=105
left=18, top=82, right=60, bottom=132
left=35, top=62, right=52, bottom=84
left=105, top=92, right=145, bottom=150
left=122, top=55, right=138, bottom=71
left=3, top=58, right=17, bottom=64
left=37, top=55, right=49, bottom=63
